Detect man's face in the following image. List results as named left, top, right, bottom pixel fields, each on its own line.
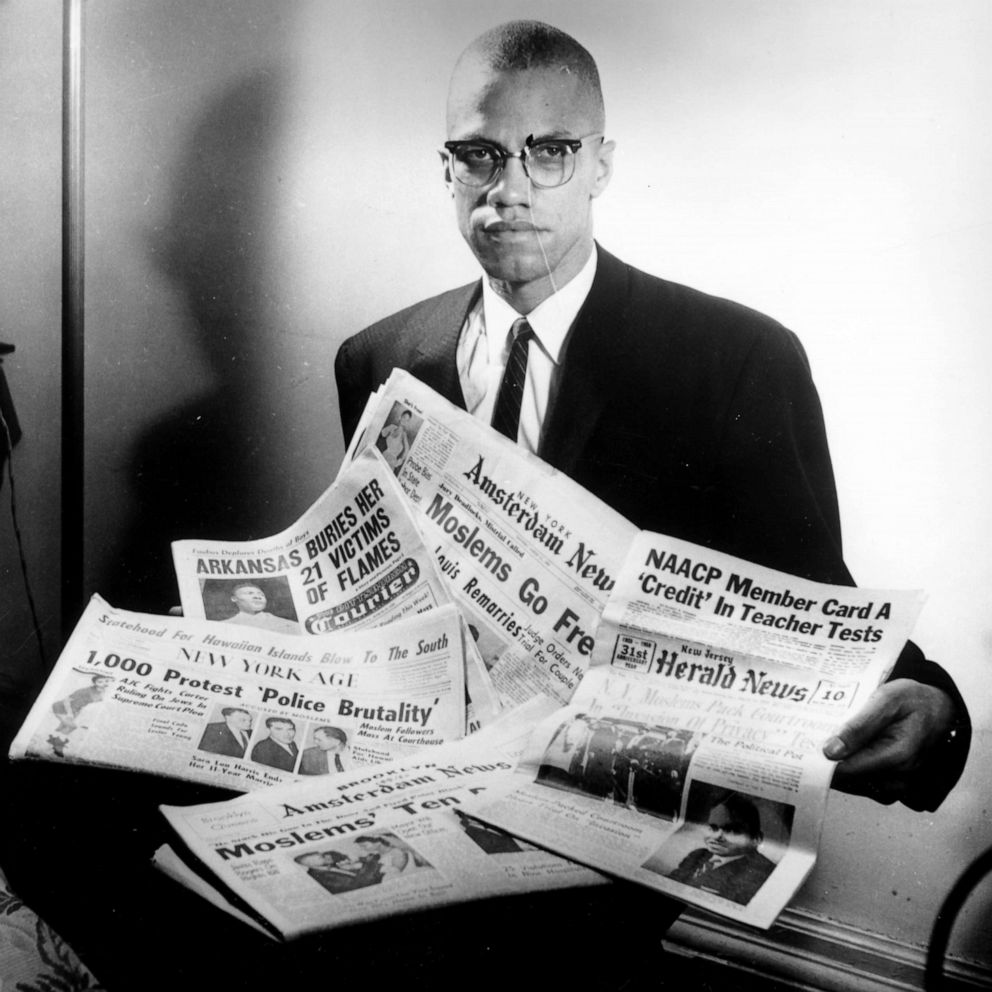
left=269, top=721, right=296, bottom=745
left=93, top=677, right=113, bottom=693
left=356, top=839, right=386, bottom=855
left=231, top=585, right=266, bottom=614
left=315, top=730, right=343, bottom=752
left=444, top=65, right=613, bottom=301
left=227, top=710, right=251, bottom=732
left=703, top=804, right=758, bottom=858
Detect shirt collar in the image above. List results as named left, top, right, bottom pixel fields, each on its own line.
left=481, top=245, right=598, bottom=364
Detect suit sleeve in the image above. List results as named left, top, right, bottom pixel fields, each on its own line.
left=335, top=338, right=367, bottom=447
left=719, top=328, right=970, bottom=811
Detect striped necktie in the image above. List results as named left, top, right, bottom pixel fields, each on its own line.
left=491, top=317, right=532, bottom=441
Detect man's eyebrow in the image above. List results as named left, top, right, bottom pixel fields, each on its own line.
left=448, top=133, right=498, bottom=144
left=528, top=131, right=580, bottom=143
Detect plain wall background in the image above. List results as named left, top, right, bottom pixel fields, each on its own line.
left=1, top=0, right=989, bottom=969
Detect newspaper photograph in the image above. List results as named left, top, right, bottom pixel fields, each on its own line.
left=9, top=597, right=467, bottom=792
left=466, top=533, right=925, bottom=928
left=342, top=371, right=638, bottom=709
left=156, top=698, right=607, bottom=940
left=171, top=444, right=500, bottom=731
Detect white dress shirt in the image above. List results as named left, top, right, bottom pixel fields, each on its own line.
left=455, top=247, right=598, bottom=454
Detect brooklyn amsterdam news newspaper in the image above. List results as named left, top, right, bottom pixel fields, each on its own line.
left=155, top=698, right=607, bottom=941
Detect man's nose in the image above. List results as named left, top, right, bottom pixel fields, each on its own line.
left=487, top=155, right=531, bottom=206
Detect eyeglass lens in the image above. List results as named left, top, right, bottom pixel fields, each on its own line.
left=450, top=141, right=577, bottom=189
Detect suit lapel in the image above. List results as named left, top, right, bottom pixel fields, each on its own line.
left=412, top=282, right=481, bottom=410
left=539, top=246, right=633, bottom=475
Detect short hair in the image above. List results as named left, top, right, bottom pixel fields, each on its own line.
left=449, top=21, right=604, bottom=130
left=314, top=726, right=348, bottom=745
left=222, top=707, right=250, bottom=718
left=92, top=674, right=113, bottom=685
left=354, top=834, right=390, bottom=847
left=711, top=794, right=763, bottom=840
left=265, top=716, right=295, bottom=730
left=231, top=581, right=264, bottom=595
left=295, top=850, right=347, bottom=867
left=294, top=852, right=324, bottom=866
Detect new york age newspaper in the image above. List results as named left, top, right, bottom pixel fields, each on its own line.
left=467, top=533, right=925, bottom=928
left=343, top=371, right=638, bottom=709
left=156, top=699, right=606, bottom=940
left=172, top=445, right=499, bottom=730
left=9, top=597, right=467, bottom=792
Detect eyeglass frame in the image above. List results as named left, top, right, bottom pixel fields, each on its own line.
left=442, top=132, right=605, bottom=190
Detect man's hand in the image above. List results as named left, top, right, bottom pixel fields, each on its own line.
left=823, top=679, right=957, bottom=804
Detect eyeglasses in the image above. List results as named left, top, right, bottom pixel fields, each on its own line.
left=443, top=133, right=604, bottom=189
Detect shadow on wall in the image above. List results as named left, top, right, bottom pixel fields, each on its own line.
left=101, top=69, right=290, bottom=613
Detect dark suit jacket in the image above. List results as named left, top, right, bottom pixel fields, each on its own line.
left=335, top=246, right=969, bottom=810
left=198, top=721, right=249, bottom=759
left=669, top=848, right=776, bottom=905
left=306, top=860, right=382, bottom=895
left=250, top=736, right=299, bottom=772
left=300, top=746, right=345, bottom=776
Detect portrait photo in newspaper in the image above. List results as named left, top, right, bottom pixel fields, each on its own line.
left=197, top=704, right=255, bottom=760
left=642, top=783, right=794, bottom=908
left=201, top=576, right=301, bottom=634
left=299, top=725, right=350, bottom=776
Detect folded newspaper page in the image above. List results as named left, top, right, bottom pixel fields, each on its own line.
left=157, top=698, right=607, bottom=939
left=10, top=597, right=467, bottom=792
left=343, top=371, right=638, bottom=709
left=171, top=445, right=499, bottom=731
left=466, top=533, right=925, bottom=928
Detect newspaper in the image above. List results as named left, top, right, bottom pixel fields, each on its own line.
left=343, top=371, right=638, bottom=709
left=156, top=698, right=607, bottom=940
left=466, top=532, right=925, bottom=928
left=9, top=596, right=468, bottom=792
left=171, top=445, right=499, bottom=731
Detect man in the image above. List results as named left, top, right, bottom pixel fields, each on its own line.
left=300, top=725, right=348, bottom=775
left=353, top=834, right=428, bottom=878
left=198, top=706, right=253, bottom=759
left=250, top=716, right=299, bottom=772
left=294, top=850, right=382, bottom=895
left=335, top=20, right=969, bottom=811
left=667, top=795, right=776, bottom=905
left=223, top=582, right=299, bottom=634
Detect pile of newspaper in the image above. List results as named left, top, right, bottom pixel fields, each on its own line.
left=10, top=372, right=924, bottom=935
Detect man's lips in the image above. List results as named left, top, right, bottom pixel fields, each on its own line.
left=480, top=220, right=542, bottom=234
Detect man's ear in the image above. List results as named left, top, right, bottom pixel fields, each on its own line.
left=439, top=149, right=455, bottom=197
left=590, top=139, right=616, bottom=200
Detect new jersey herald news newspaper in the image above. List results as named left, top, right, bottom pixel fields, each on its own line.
left=465, top=531, right=923, bottom=928
left=146, top=373, right=924, bottom=931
